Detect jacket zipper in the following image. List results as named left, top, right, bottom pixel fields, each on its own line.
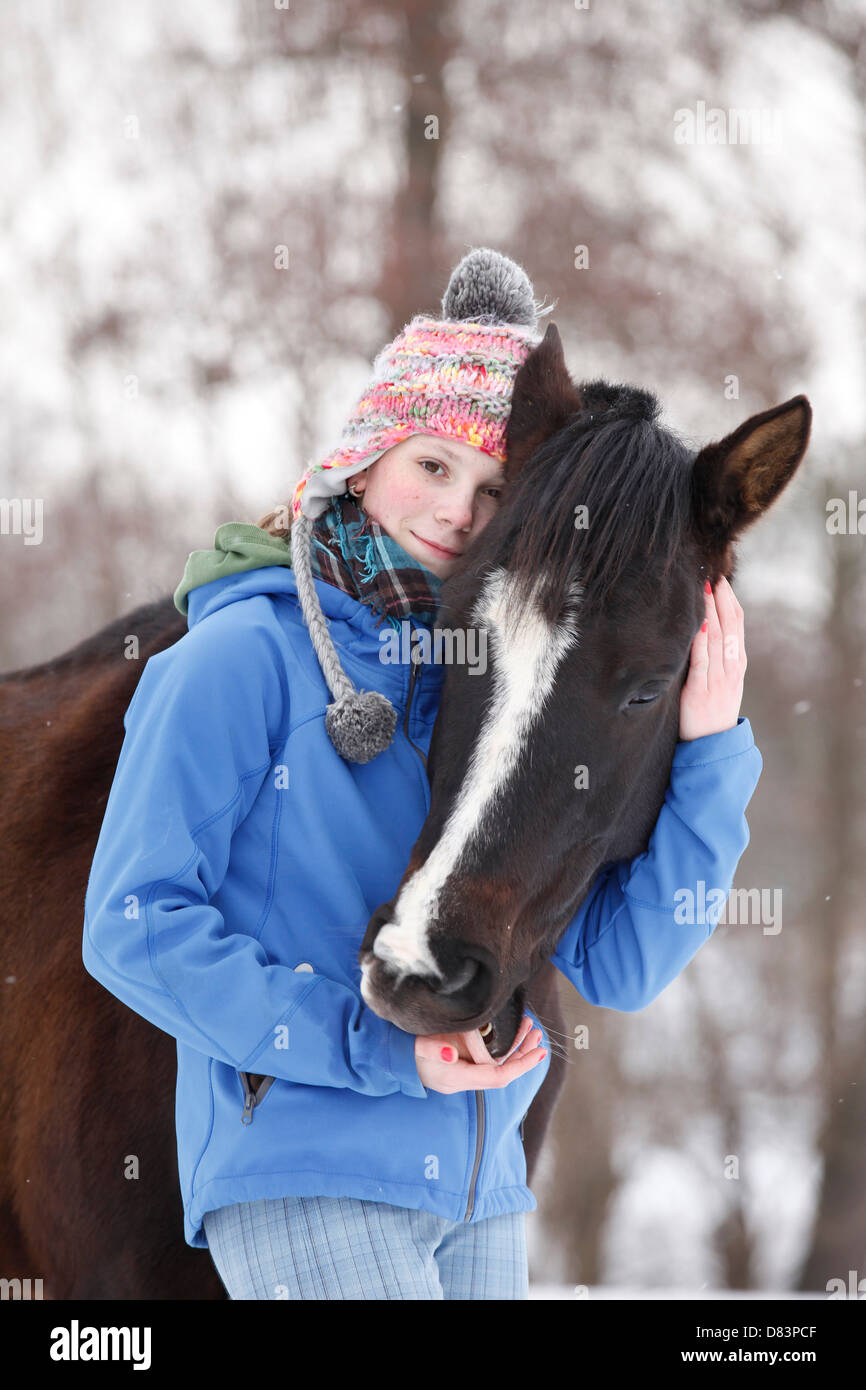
left=403, top=627, right=427, bottom=768
left=239, top=1071, right=275, bottom=1124
left=466, top=1096, right=528, bottom=1219
left=464, top=1092, right=486, bottom=1220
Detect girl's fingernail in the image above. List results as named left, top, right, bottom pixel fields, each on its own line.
left=701, top=620, right=708, bottom=632
left=705, top=580, right=712, bottom=593
left=538, top=1049, right=547, bottom=1060
left=441, top=1047, right=454, bottom=1062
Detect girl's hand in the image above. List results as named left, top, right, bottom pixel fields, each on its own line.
left=414, top=1014, right=546, bottom=1095
left=679, top=576, right=746, bottom=741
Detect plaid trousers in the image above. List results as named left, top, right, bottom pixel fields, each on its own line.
left=203, top=1194, right=528, bottom=1300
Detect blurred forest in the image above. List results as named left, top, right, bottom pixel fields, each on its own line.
left=1, top=0, right=864, bottom=1291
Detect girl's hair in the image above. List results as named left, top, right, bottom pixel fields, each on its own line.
left=253, top=504, right=293, bottom=540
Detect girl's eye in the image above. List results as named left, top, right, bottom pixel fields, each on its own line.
left=419, top=459, right=502, bottom=501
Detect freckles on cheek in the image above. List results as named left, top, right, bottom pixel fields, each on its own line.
left=389, top=482, right=424, bottom=508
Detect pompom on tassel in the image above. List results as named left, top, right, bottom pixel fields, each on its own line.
left=325, top=689, right=398, bottom=764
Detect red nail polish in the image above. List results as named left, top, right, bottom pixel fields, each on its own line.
left=704, top=580, right=712, bottom=593
left=701, top=620, right=708, bottom=632
left=441, top=1047, right=454, bottom=1062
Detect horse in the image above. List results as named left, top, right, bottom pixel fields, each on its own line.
left=0, top=322, right=810, bottom=1298
left=359, top=323, right=811, bottom=1177
left=0, top=598, right=216, bottom=1299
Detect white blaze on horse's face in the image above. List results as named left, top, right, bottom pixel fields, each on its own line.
left=368, top=567, right=583, bottom=985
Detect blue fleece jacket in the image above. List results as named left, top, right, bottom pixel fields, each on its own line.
left=82, top=567, right=763, bottom=1248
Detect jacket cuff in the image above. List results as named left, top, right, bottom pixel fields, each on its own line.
left=672, top=715, right=755, bottom=768
left=388, top=1022, right=429, bottom=1098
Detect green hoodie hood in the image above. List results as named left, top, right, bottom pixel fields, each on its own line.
left=173, top=523, right=292, bottom=616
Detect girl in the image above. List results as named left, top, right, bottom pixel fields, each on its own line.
left=83, top=248, right=761, bottom=1300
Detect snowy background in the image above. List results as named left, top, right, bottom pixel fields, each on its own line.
left=2, top=0, right=864, bottom=1296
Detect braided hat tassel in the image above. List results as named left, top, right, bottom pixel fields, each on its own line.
left=291, top=512, right=398, bottom=763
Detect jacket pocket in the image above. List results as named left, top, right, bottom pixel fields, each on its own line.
left=238, top=1070, right=276, bottom=1125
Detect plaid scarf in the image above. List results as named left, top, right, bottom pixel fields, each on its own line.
left=309, top=493, right=443, bottom=631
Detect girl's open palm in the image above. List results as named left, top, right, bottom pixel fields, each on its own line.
left=415, top=1015, right=546, bottom=1094
left=679, top=576, right=747, bottom=741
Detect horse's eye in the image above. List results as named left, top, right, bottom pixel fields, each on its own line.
left=627, top=688, right=662, bottom=707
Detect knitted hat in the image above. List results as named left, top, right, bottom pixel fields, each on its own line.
left=290, top=247, right=545, bottom=763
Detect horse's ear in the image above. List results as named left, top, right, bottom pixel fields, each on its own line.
left=504, top=323, right=583, bottom=480
left=691, top=395, right=812, bottom=566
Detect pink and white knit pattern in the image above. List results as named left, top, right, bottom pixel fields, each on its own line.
left=291, top=313, right=540, bottom=521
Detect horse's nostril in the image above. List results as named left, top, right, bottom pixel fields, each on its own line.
left=433, top=957, right=480, bottom=996
left=361, top=904, right=393, bottom=955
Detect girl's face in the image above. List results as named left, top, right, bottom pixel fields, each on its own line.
left=348, top=433, right=507, bottom=579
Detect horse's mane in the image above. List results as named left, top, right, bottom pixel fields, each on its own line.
left=490, top=379, right=696, bottom=621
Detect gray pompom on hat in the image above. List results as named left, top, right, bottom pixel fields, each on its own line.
left=290, top=247, right=543, bottom=764
left=440, top=246, right=540, bottom=327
